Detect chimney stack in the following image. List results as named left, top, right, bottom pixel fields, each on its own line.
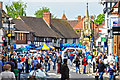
left=78, top=16, right=81, bottom=20
left=91, top=16, right=93, bottom=19
left=43, top=11, right=51, bottom=27
left=0, top=2, right=3, bottom=9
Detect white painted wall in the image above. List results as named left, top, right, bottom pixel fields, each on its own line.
left=0, top=28, right=3, bottom=43
left=95, top=35, right=106, bottom=46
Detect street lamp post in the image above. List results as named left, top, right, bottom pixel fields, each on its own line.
left=8, top=20, right=10, bottom=46
left=7, top=18, right=13, bottom=54
left=91, top=19, right=94, bottom=54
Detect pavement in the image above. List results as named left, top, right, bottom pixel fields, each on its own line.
left=20, top=62, right=120, bottom=80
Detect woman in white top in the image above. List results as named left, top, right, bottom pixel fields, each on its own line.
left=29, top=63, right=46, bottom=79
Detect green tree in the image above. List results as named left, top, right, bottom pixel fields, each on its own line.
left=94, top=14, right=105, bottom=25
left=5, top=0, right=27, bottom=18
left=34, top=7, right=56, bottom=19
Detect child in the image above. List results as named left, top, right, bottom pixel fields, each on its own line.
left=13, top=65, right=19, bottom=80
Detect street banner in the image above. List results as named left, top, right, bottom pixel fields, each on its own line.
left=99, top=28, right=107, bottom=35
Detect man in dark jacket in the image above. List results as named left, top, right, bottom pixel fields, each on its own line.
left=74, top=56, right=80, bottom=74
left=96, top=59, right=106, bottom=80
left=61, top=59, right=69, bottom=80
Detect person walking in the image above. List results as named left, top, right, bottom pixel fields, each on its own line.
left=83, top=56, right=88, bottom=74
left=40, top=54, right=43, bottom=64
left=108, top=62, right=116, bottom=80
left=29, top=63, right=46, bottom=79
left=87, top=54, right=92, bottom=73
left=0, top=64, right=16, bottom=80
left=25, top=56, right=29, bottom=73
left=48, top=56, right=51, bottom=71
left=57, top=54, right=62, bottom=74
left=61, top=59, right=69, bottom=80
left=73, top=56, right=81, bottom=74
left=17, top=60, right=23, bottom=80
left=115, top=54, right=119, bottom=75
left=69, top=53, right=74, bottom=66
left=0, top=58, right=3, bottom=73
left=5, top=58, right=15, bottom=72
left=13, top=65, right=19, bottom=80
left=52, top=54, right=57, bottom=70
left=44, top=55, right=49, bottom=73
left=32, top=57, right=39, bottom=70
left=96, top=59, right=107, bottom=80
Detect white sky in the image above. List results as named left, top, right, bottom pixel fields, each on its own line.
left=1, top=0, right=103, bottom=19
left=2, top=0, right=100, bottom=2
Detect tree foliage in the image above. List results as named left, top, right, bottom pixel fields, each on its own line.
left=5, top=0, right=27, bottom=18
left=94, top=14, right=105, bottom=25
left=34, top=7, right=56, bottom=19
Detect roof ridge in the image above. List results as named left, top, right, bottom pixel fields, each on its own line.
left=20, top=16, right=43, bottom=19
left=18, top=17, right=34, bottom=32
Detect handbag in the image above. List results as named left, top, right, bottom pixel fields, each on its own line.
left=114, top=70, right=119, bottom=76
left=27, top=70, right=36, bottom=80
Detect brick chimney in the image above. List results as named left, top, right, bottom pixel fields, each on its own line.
left=91, top=16, right=93, bottom=19
left=0, top=2, right=2, bottom=9
left=78, top=16, right=81, bottom=20
left=43, top=11, right=51, bottom=27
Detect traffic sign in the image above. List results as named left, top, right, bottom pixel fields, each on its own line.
left=101, top=37, right=106, bottom=42
left=2, top=37, right=6, bottom=41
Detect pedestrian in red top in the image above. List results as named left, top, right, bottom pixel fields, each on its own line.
left=20, top=55, right=25, bottom=62
left=83, top=56, right=88, bottom=74
left=40, top=54, right=43, bottom=64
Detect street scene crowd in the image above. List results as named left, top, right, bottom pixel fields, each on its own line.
left=0, top=49, right=119, bottom=80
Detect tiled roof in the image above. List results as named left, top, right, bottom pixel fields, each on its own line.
left=18, top=16, right=60, bottom=38
left=68, top=20, right=79, bottom=28
left=73, top=17, right=86, bottom=29
left=14, top=16, right=78, bottom=38
left=13, top=19, right=34, bottom=32
left=51, top=19, right=79, bottom=38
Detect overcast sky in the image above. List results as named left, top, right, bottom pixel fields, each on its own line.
left=1, top=0, right=104, bottom=19
left=2, top=0, right=101, bottom=2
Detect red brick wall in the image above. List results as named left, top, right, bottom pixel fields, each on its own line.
left=0, top=2, right=2, bottom=9
left=43, top=11, right=51, bottom=26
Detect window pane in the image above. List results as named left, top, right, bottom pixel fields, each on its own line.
left=40, top=38, right=44, bottom=42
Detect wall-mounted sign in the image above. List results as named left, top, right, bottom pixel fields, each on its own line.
left=99, top=28, right=107, bottom=35
left=101, top=37, right=106, bottom=42
left=110, top=17, right=120, bottom=35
